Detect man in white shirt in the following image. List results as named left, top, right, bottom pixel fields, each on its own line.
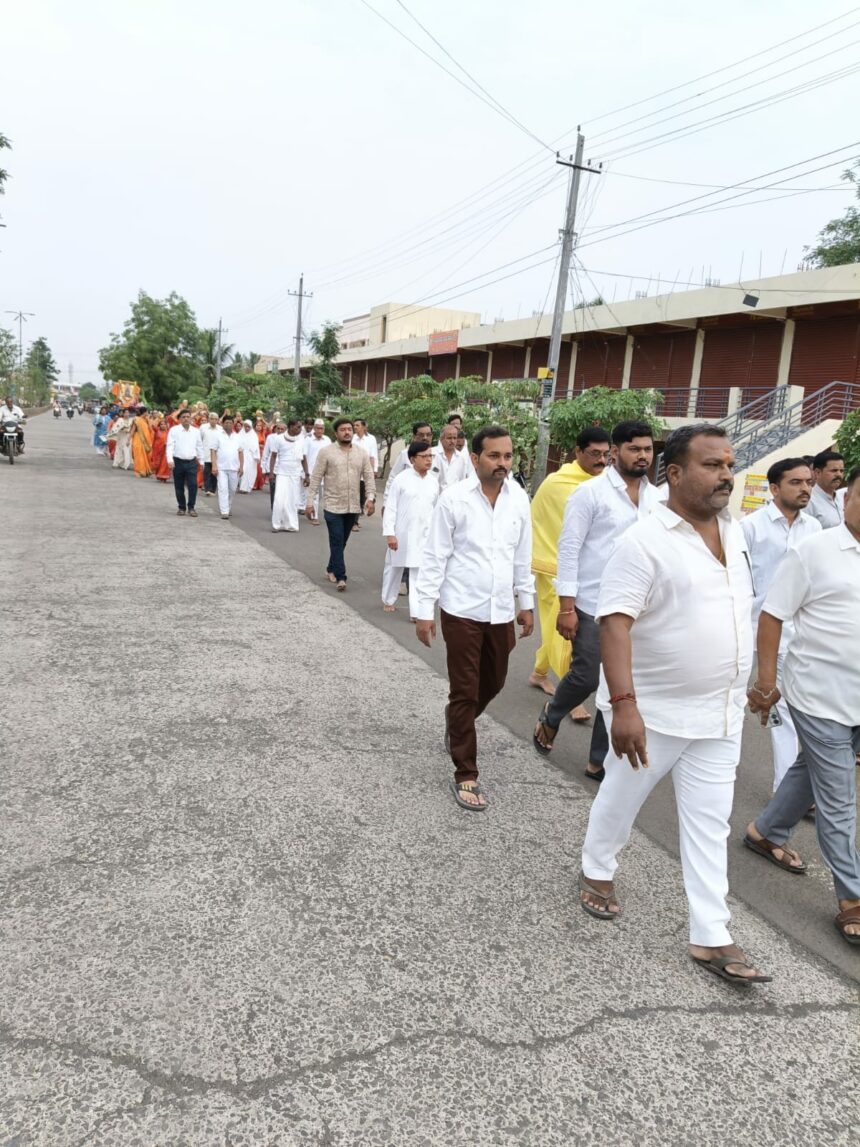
left=381, top=441, right=439, bottom=616
left=302, top=419, right=331, bottom=523
left=383, top=422, right=434, bottom=505
left=533, top=421, right=661, bottom=782
left=415, top=425, right=535, bottom=812
left=741, top=457, right=821, bottom=788
left=1, top=396, right=25, bottom=452
left=807, top=449, right=844, bottom=529
left=745, top=466, right=860, bottom=947
left=578, top=424, right=770, bottom=984
left=211, top=415, right=244, bottom=519
left=352, top=418, right=379, bottom=526
left=432, top=424, right=472, bottom=491
left=200, top=413, right=224, bottom=497
left=166, top=408, right=206, bottom=516
left=262, top=419, right=286, bottom=510
left=237, top=419, right=260, bottom=494
left=270, top=418, right=309, bottom=532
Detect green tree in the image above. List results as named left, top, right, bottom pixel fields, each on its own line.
left=548, top=386, right=665, bottom=453
left=806, top=161, right=860, bottom=267
left=0, top=131, right=10, bottom=219
left=98, top=291, right=204, bottom=409
left=78, top=382, right=103, bottom=403
left=20, top=336, right=59, bottom=404
left=0, top=326, right=16, bottom=385
left=199, top=328, right=235, bottom=391
left=307, top=321, right=344, bottom=398
left=835, top=407, right=860, bottom=474
left=228, top=351, right=260, bottom=376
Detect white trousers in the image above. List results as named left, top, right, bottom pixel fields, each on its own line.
left=381, top=551, right=418, bottom=614
left=217, top=469, right=239, bottom=516
left=112, top=437, right=131, bottom=469
left=238, top=458, right=258, bottom=493
left=769, top=650, right=798, bottom=790
left=272, top=473, right=301, bottom=531
left=582, top=720, right=741, bottom=947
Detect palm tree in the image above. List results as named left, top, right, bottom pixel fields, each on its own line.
left=199, top=328, right=235, bottom=392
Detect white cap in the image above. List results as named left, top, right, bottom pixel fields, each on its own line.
left=314, top=418, right=325, bottom=427
left=243, top=419, right=252, bottom=427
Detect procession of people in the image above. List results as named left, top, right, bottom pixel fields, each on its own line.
left=86, top=402, right=859, bottom=981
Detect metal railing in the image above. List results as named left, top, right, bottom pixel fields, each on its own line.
left=655, top=381, right=859, bottom=482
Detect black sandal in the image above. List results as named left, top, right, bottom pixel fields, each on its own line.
left=579, top=871, right=620, bottom=920
left=450, top=780, right=488, bottom=812
left=533, top=702, right=558, bottom=757
left=690, top=954, right=772, bottom=984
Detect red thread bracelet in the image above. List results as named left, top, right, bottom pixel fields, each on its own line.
left=609, top=692, right=637, bottom=705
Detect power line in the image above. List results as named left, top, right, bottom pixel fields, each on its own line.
left=606, top=168, right=847, bottom=192
left=582, top=4, right=860, bottom=128
left=601, top=61, right=860, bottom=162
left=355, top=0, right=553, bottom=152
left=582, top=143, right=860, bottom=239
left=589, top=21, right=860, bottom=146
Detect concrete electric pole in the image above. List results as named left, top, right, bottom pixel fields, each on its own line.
left=215, top=318, right=223, bottom=386
left=288, top=275, right=313, bottom=383
left=5, top=309, right=35, bottom=368
left=530, top=133, right=599, bottom=494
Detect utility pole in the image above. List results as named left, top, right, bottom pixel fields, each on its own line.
left=4, top=309, right=35, bottom=368
left=68, top=362, right=74, bottom=395
left=288, top=275, right=313, bottom=383
left=530, top=133, right=600, bottom=494
left=215, top=318, right=223, bottom=386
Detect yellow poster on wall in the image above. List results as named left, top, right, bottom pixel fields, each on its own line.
left=741, top=472, right=769, bottom=516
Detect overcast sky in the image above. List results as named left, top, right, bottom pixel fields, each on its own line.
left=2, top=0, right=858, bottom=386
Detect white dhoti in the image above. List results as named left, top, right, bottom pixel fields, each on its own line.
left=381, top=551, right=419, bottom=615
left=217, top=469, right=239, bottom=516
left=582, top=718, right=741, bottom=948
left=238, top=458, right=258, bottom=493
left=272, top=473, right=301, bottom=531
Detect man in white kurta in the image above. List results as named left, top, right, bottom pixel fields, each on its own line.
left=302, top=421, right=331, bottom=521
left=270, top=418, right=308, bottom=532
left=381, top=441, right=439, bottom=616
left=432, top=424, right=472, bottom=491
left=579, top=425, right=770, bottom=984
left=741, top=458, right=821, bottom=789
left=237, top=419, right=261, bottom=493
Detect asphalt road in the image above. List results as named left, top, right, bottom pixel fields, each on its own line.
left=221, top=457, right=860, bottom=983
left=2, top=413, right=858, bottom=1147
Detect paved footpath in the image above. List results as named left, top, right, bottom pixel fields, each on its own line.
left=2, top=415, right=858, bottom=1146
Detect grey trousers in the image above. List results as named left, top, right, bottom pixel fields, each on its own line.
left=756, top=705, right=860, bottom=901
left=543, top=607, right=609, bottom=768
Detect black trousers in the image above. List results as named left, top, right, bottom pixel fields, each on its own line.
left=173, top=457, right=199, bottom=511
left=203, top=461, right=217, bottom=494
left=324, top=511, right=359, bottom=581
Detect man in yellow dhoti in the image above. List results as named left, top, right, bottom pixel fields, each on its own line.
left=528, top=427, right=611, bottom=713
left=130, top=407, right=154, bottom=478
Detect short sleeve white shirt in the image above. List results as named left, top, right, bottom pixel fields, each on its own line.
left=595, top=503, right=754, bottom=738
left=215, top=433, right=243, bottom=471
left=741, top=501, right=821, bottom=629
left=808, top=483, right=842, bottom=529
left=353, top=432, right=378, bottom=470
left=762, top=524, right=860, bottom=727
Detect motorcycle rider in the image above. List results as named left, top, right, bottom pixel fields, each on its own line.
left=2, top=396, right=25, bottom=452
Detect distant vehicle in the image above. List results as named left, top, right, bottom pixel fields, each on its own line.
left=1, top=417, right=23, bottom=464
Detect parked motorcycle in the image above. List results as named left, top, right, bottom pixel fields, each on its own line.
left=1, top=419, right=22, bottom=464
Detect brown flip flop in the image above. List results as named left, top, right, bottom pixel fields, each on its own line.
left=743, top=833, right=806, bottom=874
